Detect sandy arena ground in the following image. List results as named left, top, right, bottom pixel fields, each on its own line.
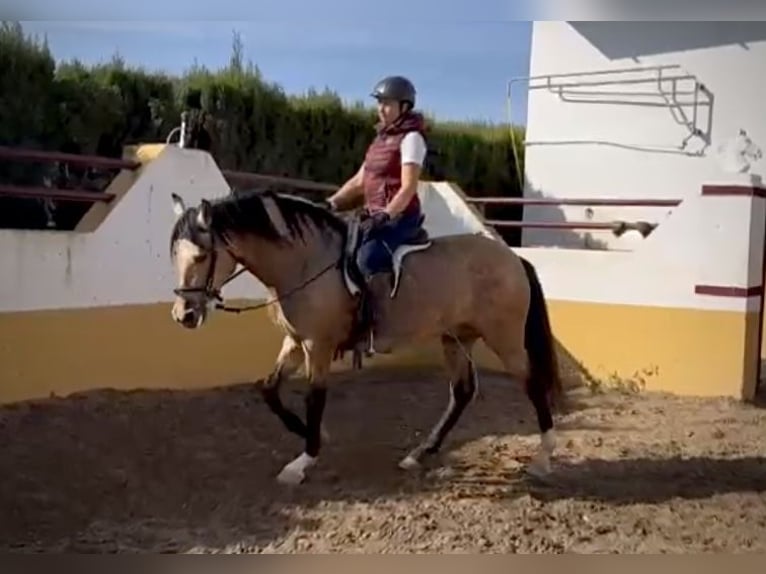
left=1, top=365, right=765, bottom=553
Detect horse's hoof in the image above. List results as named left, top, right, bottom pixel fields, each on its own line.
left=276, top=466, right=306, bottom=485
left=525, top=457, right=552, bottom=480
left=276, top=453, right=316, bottom=485
left=398, top=455, right=421, bottom=470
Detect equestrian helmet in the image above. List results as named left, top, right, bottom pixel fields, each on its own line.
left=370, top=75, right=416, bottom=108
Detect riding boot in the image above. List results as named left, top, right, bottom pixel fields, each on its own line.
left=357, top=274, right=380, bottom=356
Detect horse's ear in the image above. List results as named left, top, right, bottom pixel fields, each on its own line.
left=171, top=193, right=186, bottom=218
left=196, top=199, right=212, bottom=230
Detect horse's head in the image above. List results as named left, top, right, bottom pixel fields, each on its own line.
left=169, top=193, right=238, bottom=329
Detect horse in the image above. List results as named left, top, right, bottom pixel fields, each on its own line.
left=168, top=187, right=563, bottom=485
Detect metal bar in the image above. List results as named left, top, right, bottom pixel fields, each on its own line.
left=467, top=196, right=681, bottom=207
left=557, top=95, right=704, bottom=108
left=508, top=64, right=681, bottom=87
left=179, top=111, right=188, bottom=149
left=538, top=74, right=696, bottom=91
left=508, top=65, right=683, bottom=98
left=555, top=88, right=701, bottom=97
left=0, top=184, right=115, bottom=203
left=222, top=169, right=338, bottom=193
left=0, top=146, right=140, bottom=171
left=691, top=80, right=700, bottom=132
left=521, top=139, right=703, bottom=156
left=485, top=220, right=624, bottom=231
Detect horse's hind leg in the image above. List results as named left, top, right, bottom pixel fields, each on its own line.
left=399, top=334, right=478, bottom=470
left=525, top=370, right=555, bottom=478
left=483, top=328, right=556, bottom=478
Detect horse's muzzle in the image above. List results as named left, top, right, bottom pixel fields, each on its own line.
left=172, top=302, right=206, bottom=329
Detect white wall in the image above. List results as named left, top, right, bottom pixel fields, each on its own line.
left=419, top=181, right=499, bottom=240
left=517, top=186, right=765, bottom=313
left=0, top=147, right=496, bottom=315
left=1, top=143, right=760, bottom=320
left=0, top=147, right=271, bottom=313
left=522, top=21, right=766, bottom=249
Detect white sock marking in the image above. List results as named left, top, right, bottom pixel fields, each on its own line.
left=528, top=429, right=556, bottom=477
left=398, top=455, right=421, bottom=470
left=277, top=452, right=317, bottom=485
left=541, top=428, right=556, bottom=455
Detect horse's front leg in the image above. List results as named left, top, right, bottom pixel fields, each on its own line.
left=260, top=335, right=308, bottom=438
left=276, top=340, right=333, bottom=485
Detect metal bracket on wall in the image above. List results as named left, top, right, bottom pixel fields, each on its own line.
left=506, top=64, right=714, bottom=188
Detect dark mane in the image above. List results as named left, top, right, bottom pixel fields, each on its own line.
left=171, top=188, right=347, bottom=251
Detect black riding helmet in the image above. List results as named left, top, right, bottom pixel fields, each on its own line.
left=370, top=75, right=416, bottom=109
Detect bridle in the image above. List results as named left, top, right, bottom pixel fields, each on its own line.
left=172, top=229, right=340, bottom=315
left=172, top=230, right=231, bottom=305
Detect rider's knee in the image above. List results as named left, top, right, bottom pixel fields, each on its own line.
left=356, top=240, right=386, bottom=276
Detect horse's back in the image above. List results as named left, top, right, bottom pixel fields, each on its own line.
left=426, top=232, right=524, bottom=275
left=394, top=232, right=529, bottom=319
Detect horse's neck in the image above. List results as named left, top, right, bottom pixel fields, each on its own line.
left=229, top=230, right=343, bottom=294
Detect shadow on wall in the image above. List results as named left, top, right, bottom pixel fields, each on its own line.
left=569, top=21, right=766, bottom=60
left=505, top=182, right=611, bottom=250
left=483, top=199, right=524, bottom=247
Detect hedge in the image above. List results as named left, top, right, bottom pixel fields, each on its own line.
left=0, top=23, right=524, bottom=241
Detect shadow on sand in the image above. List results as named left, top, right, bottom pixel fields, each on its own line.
left=443, top=453, right=766, bottom=508
left=0, top=359, right=587, bottom=553
left=1, top=351, right=764, bottom=553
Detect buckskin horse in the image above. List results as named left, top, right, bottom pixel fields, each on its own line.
left=168, top=188, right=562, bottom=485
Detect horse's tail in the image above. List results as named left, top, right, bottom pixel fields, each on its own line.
left=519, top=256, right=564, bottom=410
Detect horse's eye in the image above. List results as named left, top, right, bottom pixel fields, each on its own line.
left=192, top=253, right=208, bottom=264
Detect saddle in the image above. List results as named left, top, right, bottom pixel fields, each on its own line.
left=334, top=213, right=432, bottom=369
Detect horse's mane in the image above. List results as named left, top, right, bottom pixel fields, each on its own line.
left=171, top=188, right=347, bottom=250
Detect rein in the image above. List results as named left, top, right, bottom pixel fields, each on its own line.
left=214, top=258, right=339, bottom=314
left=173, top=230, right=341, bottom=315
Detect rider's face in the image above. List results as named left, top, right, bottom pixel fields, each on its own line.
left=377, top=98, right=402, bottom=125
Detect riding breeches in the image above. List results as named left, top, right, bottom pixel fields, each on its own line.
left=355, top=210, right=423, bottom=278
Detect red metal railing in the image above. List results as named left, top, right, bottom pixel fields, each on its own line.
left=223, top=171, right=678, bottom=234
left=222, top=169, right=338, bottom=193
left=0, top=146, right=140, bottom=171
left=0, top=184, right=115, bottom=203
left=487, top=220, right=619, bottom=230
left=485, top=219, right=657, bottom=236
left=466, top=196, right=681, bottom=207
left=471, top=195, right=680, bottom=235
left=0, top=145, right=679, bottom=234
left=0, top=146, right=141, bottom=205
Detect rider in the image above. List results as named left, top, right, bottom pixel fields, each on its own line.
left=325, top=75, right=428, bottom=353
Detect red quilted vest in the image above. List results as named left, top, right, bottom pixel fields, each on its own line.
left=362, top=111, right=426, bottom=216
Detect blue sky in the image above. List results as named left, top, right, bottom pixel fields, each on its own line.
left=19, top=1, right=533, bottom=125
